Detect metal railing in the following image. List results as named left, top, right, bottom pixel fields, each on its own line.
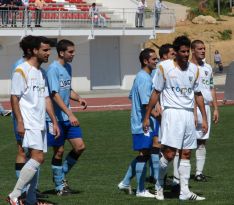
left=0, top=8, right=175, bottom=30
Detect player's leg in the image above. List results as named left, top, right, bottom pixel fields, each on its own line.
left=155, top=146, right=176, bottom=200
left=118, top=158, right=136, bottom=194
left=171, top=150, right=180, bottom=192
left=195, top=105, right=211, bottom=181
left=63, top=122, right=85, bottom=177
left=179, top=110, right=205, bottom=201
left=133, top=132, right=154, bottom=197
left=46, top=121, right=68, bottom=195
left=195, top=139, right=207, bottom=181
left=149, top=136, right=160, bottom=184
left=9, top=148, right=44, bottom=203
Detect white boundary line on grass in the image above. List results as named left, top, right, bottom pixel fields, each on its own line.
left=71, top=104, right=131, bottom=109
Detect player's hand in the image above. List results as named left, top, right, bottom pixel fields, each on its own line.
left=213, top=109, right=219, bottom=124
left=53, top=122, right=60, bottom=139
left=143, top=118, right=150, bottom=133
left=17, top=121, right=25, bottom=137
left=69, top=113, right=80, bottom=126
left=202, top=119, right=208, bottom=134
left=79, top=98, right=87, bottom=110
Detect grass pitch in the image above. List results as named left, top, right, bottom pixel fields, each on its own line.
left=0, top=106, right=233, bottom=205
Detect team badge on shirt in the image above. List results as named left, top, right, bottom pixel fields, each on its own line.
left=189, top=76, right=193, bottom=82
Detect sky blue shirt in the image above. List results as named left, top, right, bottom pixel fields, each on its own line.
left=46, top=60, right=72, bottom=121
left=12, top=58, right=25, bottom=74
left=129, top=70, right=154, bottom=134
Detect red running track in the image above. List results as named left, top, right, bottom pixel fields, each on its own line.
left=1, top=92, right=233, bottom=112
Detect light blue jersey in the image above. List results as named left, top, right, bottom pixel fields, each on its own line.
left=12, top=58, right=25, bottom=73
left=46, top=60, right=72, bottom=121
left=129, top=70, right=154, bottom=134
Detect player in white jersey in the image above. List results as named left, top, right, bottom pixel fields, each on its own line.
left=147, top=43, right=175, bottom=184
left=143, top=36, right=208, bottom=201
left=190, top=40, right=219, bottom=182
left=8, top=36, right=60, bottom=205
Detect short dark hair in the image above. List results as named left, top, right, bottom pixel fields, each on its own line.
left=139, top=48, right=155, bottom=67
left=191, top=39, right=204, bottom=49
left=159, top=43, right=173, bottom=58
left=173, top=35, right=191, bottom=52
left=56, top=39, right=75, bottom=57
left=19, top=35, right=51, bottom=58
left=92, top=3, right=96, bottom=6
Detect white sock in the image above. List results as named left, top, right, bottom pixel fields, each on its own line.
left=156, top=154, right=169, bottom=190
left=178, top=159, right=191, bottom=196
left=172, top=152, right=180, bottom=185
left=9, top=159, right=40, bottom=199
left=196, top=145, right=206, bottom=176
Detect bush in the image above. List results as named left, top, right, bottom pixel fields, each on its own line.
left=218, top=29, right=232, bottom=40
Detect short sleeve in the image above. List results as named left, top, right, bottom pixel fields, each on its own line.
left=11, top=69, right=27, bottom=96
left=46, top=67, right=60, bottom=94
left=152, top=66, right=165, bottom=92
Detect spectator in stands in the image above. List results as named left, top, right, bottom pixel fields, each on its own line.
left=135, top=0, right=147, bottom=28
left=35, top=0, right=46, bottom=27
left=10, top=0, right=22, bottom=27
left=22, top=0, right=31, bottom=27
left=89, top=2, right=106, bottom=27
left=0, top=0, right=10, bottom=27
left=154, top=0, right=168, bottom=28
left=214, top=50, right=223, bottom=72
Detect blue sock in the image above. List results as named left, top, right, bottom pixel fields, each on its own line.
left=63, top=150, right=80, bottom=175
left=36, top=167, right=40, bottom=190
left=51, top=157, right=64, bottom=191
left=136, top=156, right=148, bottom=193
left=150, top=147, right=160, bottom=181
left=122, top=158, right=137, bottom=185
left=52, top=165, right=64, bottom=191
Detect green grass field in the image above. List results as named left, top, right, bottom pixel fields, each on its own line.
left=0, top=106, right=234, bottom=205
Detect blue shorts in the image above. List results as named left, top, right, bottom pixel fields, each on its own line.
left=12, top=116, right=22, bottom=142
left=132, top=132, right=153, bottom=151
left=47, top=121, right=83, bottom=147
left=152, top=118, right=160, bottom=137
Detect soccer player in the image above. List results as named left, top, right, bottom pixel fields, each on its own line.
left=11, top=36, right=47, bottom=201
left=190, top=40, right=219, bottom=182
left=46, top=39, right=87, bottom=196
left=118, top=48, right=157, bottom=198
left=8, top=36, right=60, bottom=205
left=148, top=43, right=175, bottom=184
left=143, top=35, right=208, bottom=201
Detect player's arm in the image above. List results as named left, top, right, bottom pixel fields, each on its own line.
left=46, top=96, right=60, bottom=138
left=195, top=92, right=208, bottom=133
left=51, top=91, right=79, bottom=126
left=143, top=89, right=160, bottom=132
left=70, top=89, right=87, bottom=110
left=11, top=95, right=25, bottom=137
left=211, top=88, right=219, bottom=124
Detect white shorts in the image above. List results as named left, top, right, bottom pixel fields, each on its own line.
left=160, top=108, right=197, bottom=150
left=196, top=105, right=211, bottom=140
left=23, top=129, right=47, bottom=153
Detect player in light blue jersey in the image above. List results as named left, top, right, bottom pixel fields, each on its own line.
left=46, top=39, right=87, bottom=196
left=118, top=48, right=158, bottom=198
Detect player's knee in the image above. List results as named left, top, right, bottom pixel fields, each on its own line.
left=181, top=150, right=191, bottom=159
left=54, top=147, right=65, bottom=159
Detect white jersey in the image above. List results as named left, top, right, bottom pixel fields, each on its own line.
left=190, top=62, right=214, bottom=104
left=153, top=59, right=200, bottom=110
left=11, top=61, right=49, bottom=130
